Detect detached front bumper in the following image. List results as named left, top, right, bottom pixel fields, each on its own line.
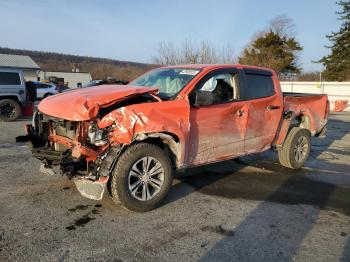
left=16, top=122, right=116, bottom=201
left=17, top=122, right=108, bottom=164
left=17, top=124, right=89, bottom=174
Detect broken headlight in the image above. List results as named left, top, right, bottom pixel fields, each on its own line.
left=88, top=122, right=108, bottom=146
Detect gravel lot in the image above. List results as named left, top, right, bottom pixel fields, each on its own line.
left=0, top=113, right=350, bottom=262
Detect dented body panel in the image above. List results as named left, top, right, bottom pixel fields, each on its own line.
left=38, top=85, right=158, bottom=121
left=98, top=100, right=190, bottom=167
left=274, top=94, right=329, bottom=147
left=19, top=64, right=329, bottom=201
left=283, top=94, right=329, bottom=135
left=189, top=101, right=247, bottom=165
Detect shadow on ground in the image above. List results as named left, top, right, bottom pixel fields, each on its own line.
left=163, top=115, right=350, bottom=261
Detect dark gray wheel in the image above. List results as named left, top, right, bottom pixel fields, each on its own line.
left=128, top=156, right=165, bottom=201
left=0, top=99, right=21, bottom=122
left=278, top=127, right=311, bottom=169
left=293, top=136, right=309, bottom=163
left=111, top=143, right=173, bottom=212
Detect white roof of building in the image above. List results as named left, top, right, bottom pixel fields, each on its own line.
left=0, top=54, right=40, bottom=70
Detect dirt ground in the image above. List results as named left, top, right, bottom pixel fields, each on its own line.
left=0, top=113, right=350, bottom=262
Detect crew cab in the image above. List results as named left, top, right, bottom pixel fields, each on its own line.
left=17, top=65, right=329, bottom=212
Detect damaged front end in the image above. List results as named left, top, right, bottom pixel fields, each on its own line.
left=16, top=85, right=189, bottom=204
left=17, top=111, right=120, bottom=200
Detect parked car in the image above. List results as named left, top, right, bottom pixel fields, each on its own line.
left=17, top=64, right=329, bottom=212
left=0, top=69, right=36, bottom=121
left=82, top=78, right=129, bottom=88
left=81, top=80, right=104, bottom=88
left=33, top=82, right=58, bottom=99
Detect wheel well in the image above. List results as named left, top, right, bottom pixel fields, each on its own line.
left=292, top=114, right=311, bottom=130
left=275, top=114, right=312, bottom=149
left=133, top=132, right=180, bottom=168
left=0, top=96, right=21, bottom=105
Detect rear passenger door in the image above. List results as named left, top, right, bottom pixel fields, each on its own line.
left=240, top=69, right=283, bottom=154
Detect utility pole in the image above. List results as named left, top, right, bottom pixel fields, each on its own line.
left=319, top=72, right=325, bottom=94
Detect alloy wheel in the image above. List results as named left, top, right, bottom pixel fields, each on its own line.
left=128, top=157, right=165, bottom=201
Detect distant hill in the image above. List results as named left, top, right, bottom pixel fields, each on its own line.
left=0, top=47, right=155, bottom=80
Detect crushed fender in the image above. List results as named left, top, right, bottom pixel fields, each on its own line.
left=98, top=100, right=190, bottom=167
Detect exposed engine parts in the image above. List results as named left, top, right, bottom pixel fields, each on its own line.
left=87, top=122, right=109, bottom=146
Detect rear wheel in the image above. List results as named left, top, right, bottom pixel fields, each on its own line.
left=0, top=99, right=22, bottom=122
left=111, top=143, right=173, bottom=212
left=278, top=127, right=311, bottom=169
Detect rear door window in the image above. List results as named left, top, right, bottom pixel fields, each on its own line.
left=0, top=72, right=21, bottom=85
left=241, top=70, right=275, bottom=100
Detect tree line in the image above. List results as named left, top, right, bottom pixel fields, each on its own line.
left=0, top=47, right=155, bottom=81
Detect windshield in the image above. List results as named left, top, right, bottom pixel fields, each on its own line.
left=129, top=68, right=200, bottom=99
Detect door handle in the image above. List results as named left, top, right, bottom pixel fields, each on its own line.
left=267, top=105, right=280, bottom=110
left=238, top=109, right=245, bottom=117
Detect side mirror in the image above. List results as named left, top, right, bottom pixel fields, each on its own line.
left=194, top=91, right=215, bottom=107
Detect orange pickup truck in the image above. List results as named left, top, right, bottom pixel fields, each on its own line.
left=18, top=64, right=329, bottom=212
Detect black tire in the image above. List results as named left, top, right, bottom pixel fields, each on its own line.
left=278, top=127, right=311, bottom=169
left=0, top=99, right=22, bottom=122
left=111, top=143, right=173, bottom=212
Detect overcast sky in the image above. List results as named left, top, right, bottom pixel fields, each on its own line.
left=0, top=0, right=341, bottom=71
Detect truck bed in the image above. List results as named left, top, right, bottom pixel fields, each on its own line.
left=283, top=92, right=328, bottom=135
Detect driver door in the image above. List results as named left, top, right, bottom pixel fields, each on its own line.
left=188, top=69, right=247, bottom=166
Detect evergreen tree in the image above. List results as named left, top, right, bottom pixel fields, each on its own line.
left=320, top=1, right=350, bottom=81
left=239, top=16, right=303, bottom=75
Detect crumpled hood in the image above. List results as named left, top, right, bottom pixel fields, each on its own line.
left=38, top=84, right=158, bottom=121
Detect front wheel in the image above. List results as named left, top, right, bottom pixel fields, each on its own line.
left=278, top=127, right=311, bottom=169
left=111, top=143, right=173, bottom=212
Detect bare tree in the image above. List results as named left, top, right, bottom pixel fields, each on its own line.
left=153, top=39, right=236, bottom=65
left=153, top=42, right=179, bottom=65
left=91, top=63, right=117, bottom=80
left=218, top=44, right=236, bottom=64
left=268, top=14, right=296, bottom=38
left=182, top=39, right=199, bottom=63
left=243, top=14, right=296, bottom=51
left=238, top=15, right=302, bottom=74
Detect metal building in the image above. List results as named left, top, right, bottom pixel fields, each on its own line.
left=0, top=53, right=40, bottom=81
left=38, top=71, right=92, bottom=88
